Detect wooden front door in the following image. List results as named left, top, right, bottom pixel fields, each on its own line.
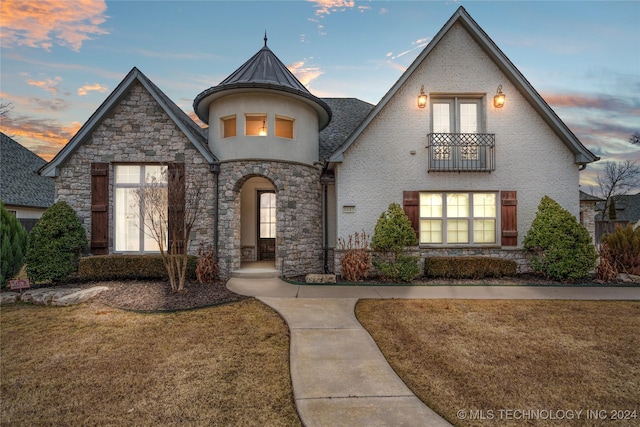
left=257, top=191, right=276, bottom=260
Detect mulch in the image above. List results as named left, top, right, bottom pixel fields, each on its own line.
left=52, top=280, right=249, bottom=312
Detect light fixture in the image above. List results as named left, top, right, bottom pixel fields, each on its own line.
left=418, top=85, right=427, bottom=109
left=259, top=119, right=267, bottom=136
left=494, top=85, right=505, bottom=108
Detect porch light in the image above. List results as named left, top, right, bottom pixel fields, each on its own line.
left=259, top=119, right=267, bottom=136
left=494, top=85, right=506, bottom=108
left=418, top=85, right=427, bottom=109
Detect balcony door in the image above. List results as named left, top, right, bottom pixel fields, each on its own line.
left=257, top=191, right=276, bottom=260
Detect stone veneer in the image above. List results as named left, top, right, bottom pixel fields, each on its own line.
left=55, top=82, right=216, bottom=255
left=217, top=160, right=323, bottom=278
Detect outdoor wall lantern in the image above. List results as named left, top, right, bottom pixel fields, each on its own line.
left=494, top=85, right=506, bottom=108
left=418, top=85, right=428, bottom=109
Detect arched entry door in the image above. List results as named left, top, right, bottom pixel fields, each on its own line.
left=239, top=176, right=276, bottom=263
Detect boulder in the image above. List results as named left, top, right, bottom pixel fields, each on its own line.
left=54, top=286, right=109, bottom=306
left=305, top=274, right=337, bottom=284
left=0, top=292, right=19, bottom=305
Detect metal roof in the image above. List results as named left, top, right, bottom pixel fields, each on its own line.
left=193, top=38, right=331, bottom=129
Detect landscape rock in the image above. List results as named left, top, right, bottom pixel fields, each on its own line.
left=617, top=273, right=640, bottom=283
left=0, top=292, right=19, bottom=304
left=54, top=286, right=109, bottom=306
left=305, top=274, right=337, bottom=284
left=0, top=286, right=109, bottom=306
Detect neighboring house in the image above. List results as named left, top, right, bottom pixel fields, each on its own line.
left=580, top=190, right=603, bottom=244
left=1, top=132, right=54, bottom=231
left=40, top=7, right=598, bottom=278
left=596, top=193, right=640, bottom=228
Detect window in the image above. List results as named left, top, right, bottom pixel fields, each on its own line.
left=114, top=165, right=167, bottom=252
left=222, top=115, right=236, bottom=138
left=275, top=116, right=294, bottom=139
left=246, top=114, right=267, bottom=136
left=259, top=192, right=276, bottom=238
left=419, top=192, right=497, bottom=245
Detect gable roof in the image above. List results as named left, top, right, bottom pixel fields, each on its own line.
left=580, top=190, right=602, bottom=202
left=193, top=40, right=331, bottom=130
left=1, top=132, right=54, bottom=208
left=319, top=98, right=375, bottom=161
left=596, top=193, right=640, bottom=223
left=329, top=6, right=599, bottom=165
left=40, top=67, right=216, bottom=177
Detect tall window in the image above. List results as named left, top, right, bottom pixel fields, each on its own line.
left=114, top=165, right=167, bottom=252
left=222, top=115, right=236, bottom=138
left=246, top=114, right=267, bottom=136
left=275, top=116, right=294, bottom=139
left=419, top=192, right=496, bottom=245
left=259, top=192, right=276, bottom=238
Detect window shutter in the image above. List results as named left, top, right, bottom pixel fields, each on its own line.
left=168, top=163, right=185, bottom=254
left=403, top=191, right=420, bottom=238
left=90, top=163, right=109, bottom=255
left=501, top=191, right=518, bottom=246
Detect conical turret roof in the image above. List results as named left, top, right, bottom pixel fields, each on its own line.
left=193, top=37, right=331, bottom=129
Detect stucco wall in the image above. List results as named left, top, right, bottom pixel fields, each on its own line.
left=55, top=82, right=216, bottom=255
left=334, top=23, right=580, bottom=258
left=207, top=92, right=320, bottom=165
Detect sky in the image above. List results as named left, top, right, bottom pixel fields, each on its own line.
left=1, top=0, right=639, bottom=193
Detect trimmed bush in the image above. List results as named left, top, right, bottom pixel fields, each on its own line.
left=424, top=257, right=517, bottom=279
left=601, top=224, right=640, bottom=275
left=196, top=244, right=219, bottom=284
left=523, top=196, right=597, bottom=280
left=26, top=201, right=87, bottom=283
left=76, top=255, right=197, bottom=282
left=1, top=202, right=28, bottom=288
left=371, top=203, right=420, bottom=282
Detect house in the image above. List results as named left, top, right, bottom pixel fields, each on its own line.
left=40, top=7, right=598, bottom=278
left=1, top=132, right=55, bottom=231
left=579, top=190, right=603, bottom=243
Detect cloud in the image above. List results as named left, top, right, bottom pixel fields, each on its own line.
left=308, top=0, right=355, bottom=16
left=1, top=113, right=81, bottom=160
left=543, top=93, right=639, bottom=113
left=0, top=0, right=109, bottom=51
left=26, top=76, right=62, bottom=94
left=77, top=83, right=109, bottom=96
left=288, top=61, right=324, bottom=86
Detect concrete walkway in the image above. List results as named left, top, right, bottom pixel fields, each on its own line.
left=227, top=278, right=640, bottom=427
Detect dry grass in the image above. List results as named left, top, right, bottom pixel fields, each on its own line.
left=356, top=300, right=640, bottom=427
left=1, top=300, right=300, bottom=426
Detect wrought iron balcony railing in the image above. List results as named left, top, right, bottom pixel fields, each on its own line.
left=427, top=133, right=495, bottom=172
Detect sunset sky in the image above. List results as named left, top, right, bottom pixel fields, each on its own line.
left=1, top=0, right=638, bottom=192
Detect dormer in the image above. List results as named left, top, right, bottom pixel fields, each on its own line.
left=193, top=36, right=331, bottom=165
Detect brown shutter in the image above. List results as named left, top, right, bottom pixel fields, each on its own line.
left=168, top=163, right=185, bottom=254
left=501, top=191, right=518, bottom=246
left=403, top=191, right=420, bottom=238
left=91, top=163, right=109, bottom=255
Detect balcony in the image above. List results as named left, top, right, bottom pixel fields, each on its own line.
left=427, top=133, right=495, bottom=172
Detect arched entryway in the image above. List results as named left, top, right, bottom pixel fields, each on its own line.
left=240, top=176, right=277, bottom=263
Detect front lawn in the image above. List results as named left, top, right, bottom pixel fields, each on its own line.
left=356, top=300, right=640, bottom=426
left=1, top=300, right=300, bottom=426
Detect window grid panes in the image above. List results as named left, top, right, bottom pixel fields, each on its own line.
left=419, top=192, right=497, bottom=245
left=259, top=192, right=276, bottom=238
left=114, top=165, right=167, bottom=253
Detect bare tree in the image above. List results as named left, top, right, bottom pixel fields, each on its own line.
left=596, top=160, right=640, bottom=220
left=134, top=165, right=206, bottom=292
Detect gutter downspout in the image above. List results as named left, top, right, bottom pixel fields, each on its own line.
left=320, top=162, right=332, bottom=274
left=210, top=162, right=220, bottom=257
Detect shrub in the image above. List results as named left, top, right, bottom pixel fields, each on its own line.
left=196, top=244, right=219, bottom=284
left=424, top=257, right=517, bottom=279
left=377, top=254, right=421, bottom=283
left=371, top=203, right=420, bottom=282
left=338, top=230, right=371, bottom=281
left=76, top=254, right=197, bottom=282
left=26, top=201, right=87, bottom=283
left=595, top=242, right=618, bottom=282
left=523, top=196, right=597, bottom=280
left=601, top=225, right=640, bottom=275
left=1, top=202, right=28, bottom=288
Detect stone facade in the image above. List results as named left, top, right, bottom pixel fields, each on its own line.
left=217, top=160, right=323, bottom=278
left=55, top=82, right=216, bottom=255
left=580, top=200, right=598, bottom=244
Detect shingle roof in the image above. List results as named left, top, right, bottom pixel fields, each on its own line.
left=580, top=190, right=602, bottom=202
left=319, top=98, right=374, bottom=161
left=0, top=132, right=54, bottom=208
left=193, top=40, right=331, bottom=129
left=596, top=194, right=640, bottom=223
